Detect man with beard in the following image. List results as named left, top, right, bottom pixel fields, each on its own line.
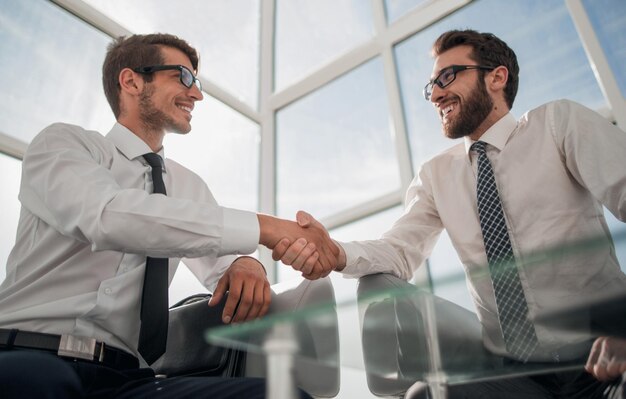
left=0, top=33, right=335, bottom=398
left=274, top=30, right=626, bottom=398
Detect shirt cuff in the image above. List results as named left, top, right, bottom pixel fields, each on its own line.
left=337, top=241, right=367, bottom=276
left=219, top=208, right=260, bottom=256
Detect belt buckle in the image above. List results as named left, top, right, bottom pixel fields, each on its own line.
left=58, top=334, right=97, bottom=361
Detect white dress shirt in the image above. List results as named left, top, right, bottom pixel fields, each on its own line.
left=340, top=99, right=626, bottom=361
left=0, top=122, right=260, bottom=360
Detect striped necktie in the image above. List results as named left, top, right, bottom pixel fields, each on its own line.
left=472, top=141, right=538, bottom=362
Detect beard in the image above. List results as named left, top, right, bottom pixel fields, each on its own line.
left=138, top=85, right=190, bottom=134
left=443, top=77, right=493, bottom=139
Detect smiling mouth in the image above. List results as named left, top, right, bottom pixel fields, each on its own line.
left=440, top=102, right=457, bottom=122
left=176, top=104, right=193, bottom=121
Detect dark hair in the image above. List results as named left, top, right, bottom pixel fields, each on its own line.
left=102, top=33, right=200, bottom=118
left=432, top=29, right=519, bottom=109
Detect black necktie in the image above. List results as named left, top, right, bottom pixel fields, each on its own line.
left=138, top=153, right=169, bottom=364
left=472, top=141, right=538, bottom=362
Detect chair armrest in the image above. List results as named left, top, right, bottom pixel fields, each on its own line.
left=153, top=293, right=245, bottom=377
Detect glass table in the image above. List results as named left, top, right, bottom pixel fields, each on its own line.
left=206, top=231, right=626, bottom=398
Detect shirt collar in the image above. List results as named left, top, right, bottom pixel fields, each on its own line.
left=464, top=112, right=518, bottom=158
left=106, top=123, right=167, bottom=170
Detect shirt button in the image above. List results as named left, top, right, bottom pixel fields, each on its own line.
left=104, top=288, right=113, bottom=295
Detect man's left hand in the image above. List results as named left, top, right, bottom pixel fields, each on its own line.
left=208, top=256, right=271, bottom=324
left=586, top=336, right=626, bottom=381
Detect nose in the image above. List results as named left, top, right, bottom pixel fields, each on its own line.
left=190, top=83, right=204, bottom=101
left=429, top=83, right=445, bottom=104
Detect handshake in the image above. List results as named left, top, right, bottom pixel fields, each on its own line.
left=258, top=211, right=345, bottom=279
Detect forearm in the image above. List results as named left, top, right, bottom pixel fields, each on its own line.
left=338, top=238, right=423, bottom=281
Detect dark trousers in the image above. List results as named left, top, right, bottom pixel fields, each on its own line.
left=0, top=350, right=312, bottom=399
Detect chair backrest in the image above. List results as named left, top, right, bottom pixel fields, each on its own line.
left=357, top=273, right=487, bottom=398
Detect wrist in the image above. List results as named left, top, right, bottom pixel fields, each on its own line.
left=257, top=214, right=275, bottom=247
left=236, top=255, right=267, bottom=275
left=334, top=240, right=347, bottom=271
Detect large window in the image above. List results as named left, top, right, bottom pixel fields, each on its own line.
left=582, top=0, right=626, bottom=98
left=83, top=0, right=261, bottom=109
left=276, top=58, right=399, bottom=221
left=275, top=0, right=375, bottom=90
left=384, top=0, right=431, bottom=23
left=164, top=95, right=260, bottom=213
left=0, top=0, right=114, bottom=144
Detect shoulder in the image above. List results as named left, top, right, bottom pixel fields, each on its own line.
left=425, top=141, right=466, bottom=169
left=409, top=141, right=466, bottom=189
left=518, top=99, right=606, bottom=137
left=522, top=99, right=596, bottom=124
left=31, top=122, right=107, bottom=148
left=26, top=123, right=114, bottom=162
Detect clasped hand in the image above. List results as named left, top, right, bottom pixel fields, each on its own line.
left=259, top=211, right=340, bottom=280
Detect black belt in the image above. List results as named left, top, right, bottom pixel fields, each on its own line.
left=0, top=329, right=139, bottom=369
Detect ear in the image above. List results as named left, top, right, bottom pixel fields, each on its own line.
left=119, top=68, right=143, bottom=96
left=487, top=65, right=508, bottom=92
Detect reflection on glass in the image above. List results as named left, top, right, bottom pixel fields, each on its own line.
left=0, top=0, right=114, bottom=143
left=394, top=0, right=607, bottom=171
left=83, top=0, right=261, bottom=109
left=209, top=234, right=626, bottom=393
left=384, top=0, right=430, bottom=24
left=0, top=154, right=22, bottom=283
left=276, top=57, right=400, bottom=224
left=582, top=0, right=626, bottom=98
left=275, top=0, right=374, bottom=90
left=164, top=95, right=260, bottom=213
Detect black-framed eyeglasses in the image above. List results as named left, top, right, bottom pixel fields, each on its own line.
left=133, top=64, right=202, bottom=91
left=423, top=65, right=495, bottom=101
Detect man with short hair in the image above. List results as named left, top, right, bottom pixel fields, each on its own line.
left=0, top=33, right=334, bottom=398
left=276, top=29, right=626, bottom=398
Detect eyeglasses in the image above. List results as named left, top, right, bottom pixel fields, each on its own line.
left=133, top=64, right=202, bottom=91
left=423, top=65, right=494, bottom=101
